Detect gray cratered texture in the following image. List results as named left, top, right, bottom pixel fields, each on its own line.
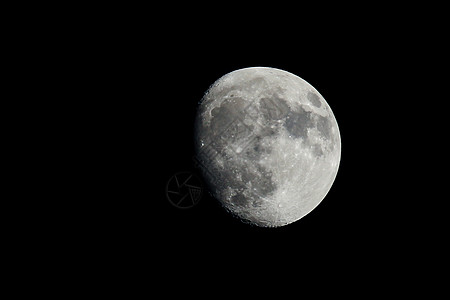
left=194, top=67, right=341, bottom=227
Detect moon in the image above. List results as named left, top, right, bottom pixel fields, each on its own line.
left=194, top=67, right=341, bottom=227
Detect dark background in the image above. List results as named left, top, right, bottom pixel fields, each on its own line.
left=12, top=4, right=442, bottom=295
left=101, top=28, right=399, bottom=259
left=69, top=11, right=422, bottom=287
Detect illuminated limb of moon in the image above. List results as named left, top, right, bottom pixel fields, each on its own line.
left=194, top=67, right=341, bottom=227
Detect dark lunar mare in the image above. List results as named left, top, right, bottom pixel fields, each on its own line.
left=307, top=92, right=321, bottom=108
left=195, top=94, right=283, bottom=209
left=284, top=106, right=313, bottom=139
left=316, top=114, right=332, bottom=139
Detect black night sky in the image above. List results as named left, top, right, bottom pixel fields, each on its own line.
left=79, top=16, right=417, bottom=282
left=114, top=30, right=392, bottom=258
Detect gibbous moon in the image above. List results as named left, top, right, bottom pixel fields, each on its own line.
left=194, top=67, right=341, bottom=227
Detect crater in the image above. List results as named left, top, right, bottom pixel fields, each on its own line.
left=237, top=165, right=276, bottom=198
left=210, top=101, right=235, bottom=133
left=307, top=92, right=321, bottom=108
left=241, top=76, right=267, bottom=92
left=316, top=115, right=332, bottom=139
left=219, top=162, right=276, bottom=209
left=252, top=165, right=276, bottom=197
left=312, top=143, right=324, bottom=157
left=231, top=193, right=248, bottom=207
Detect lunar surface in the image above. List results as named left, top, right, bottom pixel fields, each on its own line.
left=194, top=67, right=341, bottom=227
